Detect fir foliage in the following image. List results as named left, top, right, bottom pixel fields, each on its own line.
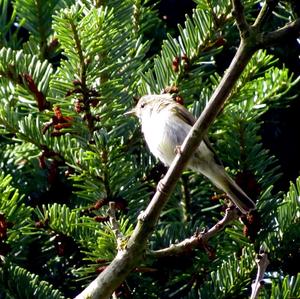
left=0, top=262, right=65, bottom=299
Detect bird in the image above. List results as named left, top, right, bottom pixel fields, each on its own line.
left=127, top=93, right=256, bottom=214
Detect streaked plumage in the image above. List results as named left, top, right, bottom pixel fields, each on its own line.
left=131, top=93, right=256, bottom=214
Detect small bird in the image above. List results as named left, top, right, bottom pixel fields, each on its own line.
left=127, top=93, right=256, bottom=214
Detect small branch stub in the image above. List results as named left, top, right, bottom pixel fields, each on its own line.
left=108, top=201, right=124, bottom=250
left=250, top=251, right=270, bottom=299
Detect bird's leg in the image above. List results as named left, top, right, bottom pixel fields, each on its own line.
left=175, top=145, right=182, bottom=155
left=157, top=179, right=168, bottom=195
left=156, top=146, right=182, bottom=196
left=137, top=211, right=146, bottom=221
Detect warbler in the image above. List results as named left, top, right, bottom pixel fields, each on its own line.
left=127, top=93, right=256, bottom=214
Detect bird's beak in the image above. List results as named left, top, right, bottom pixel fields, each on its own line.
left=124, top=107, right=136, bottom=116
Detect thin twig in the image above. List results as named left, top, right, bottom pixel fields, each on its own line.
left=151, top=207, right=239, bottom=258
left=258, top=18, right=300, bottom=47
left=250, top=251, right=270, bottom=299
left=202, top=206, right=239, bottom=242
left=232, top=0, right=250, bottom=38
left=180, top=175, right=191, bottom=222
left=108, top=202, right=123, bottom=250
left=253, top=0, right=280, bottom=30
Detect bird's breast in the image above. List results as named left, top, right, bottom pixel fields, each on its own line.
left=141, top=111, right=189, bottom=166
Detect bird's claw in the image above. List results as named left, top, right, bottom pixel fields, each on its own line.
left=138, top=210, right=146, bottom=221
left=175, top=145, right=182, bottom=155
left=157, top=179, right=167, bottom=195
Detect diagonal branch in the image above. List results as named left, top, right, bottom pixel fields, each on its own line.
left=75, top=25, right=255, bottom=299
left=75, top=1, right=300, bottom=298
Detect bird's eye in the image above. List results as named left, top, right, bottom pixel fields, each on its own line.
left=141, top=103, right=145, bottom=108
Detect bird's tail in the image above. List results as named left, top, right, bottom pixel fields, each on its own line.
left=197, top=163, right=256, bottom=214
left=222, top=173, right=256, bottom=213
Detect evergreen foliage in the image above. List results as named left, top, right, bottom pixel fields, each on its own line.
left=0, top=0, right=299, bottom=297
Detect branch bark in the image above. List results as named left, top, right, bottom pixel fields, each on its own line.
left=75, top=2, right=300, bottom=298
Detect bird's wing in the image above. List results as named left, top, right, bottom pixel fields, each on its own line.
left=171, top=104, right=196, bottom=126
left=172, top=103, right=223, bottom=166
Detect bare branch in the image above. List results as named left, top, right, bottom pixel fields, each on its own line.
left=250, top=251, right=270, bottom=299
left=259, top=18, right=300, bottom=47
left=202, top=206, right=240, bottom=242
left=151, top=207, right=239, bottom=258
left=108, top=202, right=123, bottom=250
left=253, top=0, right=280, bottom=30
left=180, top=175, right=191, bottom=222
left=232, top=0, right=251, bottom=38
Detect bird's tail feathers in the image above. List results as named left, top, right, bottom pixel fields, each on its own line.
left=201, top=164, right=256, bottom=214
left=223, top=175, right=256, bottom=213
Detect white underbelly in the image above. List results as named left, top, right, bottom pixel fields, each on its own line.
left=141, top=112, right=190, bottom=166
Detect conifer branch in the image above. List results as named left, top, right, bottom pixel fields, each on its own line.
left=69, top=17, right=94, bottom=132
left=36, top=0, right=47, bottom=59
